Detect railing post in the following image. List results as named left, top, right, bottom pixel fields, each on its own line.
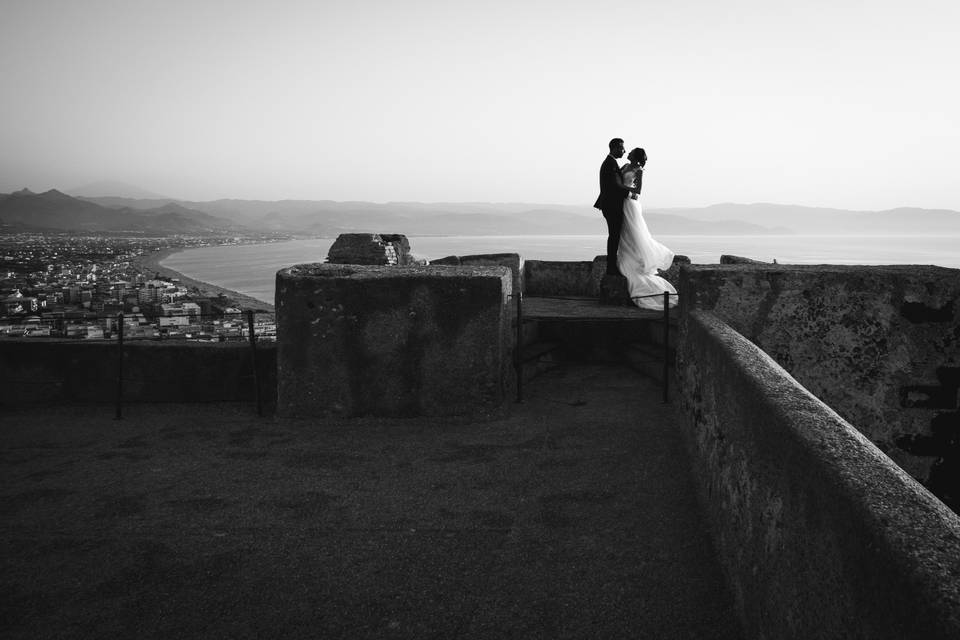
left=662, top=292, right=670, bottom=404
left=515, top=292, right=523, bottom=403
left=115, top=313, right=124, bottom=419
left=247, top=310, right=263, bottom=416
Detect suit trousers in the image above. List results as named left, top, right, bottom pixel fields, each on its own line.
left=601, top=203, right=624, bottom=275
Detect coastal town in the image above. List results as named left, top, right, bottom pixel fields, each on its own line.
left=0, top=233, right=276, bottom=341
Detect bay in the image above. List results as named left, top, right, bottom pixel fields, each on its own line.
left=160, top=234, right=960, bottom=305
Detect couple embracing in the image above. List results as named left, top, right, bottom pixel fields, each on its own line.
left=594, top=138, right=677, bottom=310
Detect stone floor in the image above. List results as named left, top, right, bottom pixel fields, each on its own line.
left=0, top=364, right=742, bottom=639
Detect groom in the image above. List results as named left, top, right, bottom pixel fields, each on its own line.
left=594, top=138, right=634, bottom=276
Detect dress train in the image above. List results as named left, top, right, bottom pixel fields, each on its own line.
left=616, top=196, right=678, bottom=310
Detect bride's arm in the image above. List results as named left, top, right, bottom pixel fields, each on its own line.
left=621, top=167, right=643, bottom=198
left=615, top=169, right=640, bottom=195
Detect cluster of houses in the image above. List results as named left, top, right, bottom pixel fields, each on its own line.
left=1, top=282, right=276, bottom=342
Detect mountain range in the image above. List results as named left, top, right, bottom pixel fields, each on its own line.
left=0, top=189, right=247, bottom=235
left=1, top=187, right=959, bottom=237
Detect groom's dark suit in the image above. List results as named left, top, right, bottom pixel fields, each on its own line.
left=594, top=155, right=629, bottom=275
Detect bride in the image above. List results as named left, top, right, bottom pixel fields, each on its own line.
left=617, top=148, right=678, bottom=310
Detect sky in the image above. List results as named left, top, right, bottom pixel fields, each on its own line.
left=1, top=0, right=958, bottom=210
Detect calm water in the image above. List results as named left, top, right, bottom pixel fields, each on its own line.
left=161, top=234, right=960, bottom=305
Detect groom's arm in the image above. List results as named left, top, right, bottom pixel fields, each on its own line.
left=602, top=161, right=634, bottom=195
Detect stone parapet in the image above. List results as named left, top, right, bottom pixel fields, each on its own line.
left=275, top=263, right=513, bottom=417
left=525, top=255, right=689, bottom=297
left=458, top=253, right=523, bottom=298
left=680, top=263, right=960, bottom=510
left=523, top=259, right=596, bottom=297
left=719, top=254, right=771, bottom=265
left=598, top=274, right=631, bottom=305
left=677, top=310, right=960, bottom=639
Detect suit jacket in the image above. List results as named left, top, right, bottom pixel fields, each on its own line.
left=593, top=155, right=628, bottom=212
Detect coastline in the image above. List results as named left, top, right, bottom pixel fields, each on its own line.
left=138, top=247, right=276, bottom=312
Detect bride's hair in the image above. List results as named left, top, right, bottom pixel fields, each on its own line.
left=629, top=147, right=646, bottom=162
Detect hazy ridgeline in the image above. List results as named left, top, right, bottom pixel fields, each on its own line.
left=3, top=187, right=960, bottom=237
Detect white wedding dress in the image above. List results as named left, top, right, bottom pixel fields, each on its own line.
left=616, top=167, right=678, bottom=310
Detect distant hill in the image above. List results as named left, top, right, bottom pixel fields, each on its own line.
left=652, top=203, right=960, bottom=235
left=0, top=189, right=247, bottom=235
left=10, top=190, right=960, bottom=237
left=78, top=196, right=785, bottom=236
left=67, top=181, right=169, bottom=199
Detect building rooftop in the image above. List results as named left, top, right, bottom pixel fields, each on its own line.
left=1, top=364, right=741, bottom=639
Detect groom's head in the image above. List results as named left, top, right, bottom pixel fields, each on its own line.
left=608, top=138, right=625, bottom=159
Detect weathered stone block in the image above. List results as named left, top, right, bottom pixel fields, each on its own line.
left=327, top=233, right=411, bottom=265
left=589, top=255, right=607, bottom=297
left=720, top=254, right=771, bottom=265
left=429, top=255, right=461, bottom=266
left=599, top=274, right=631, bottom=306
left=459, top=253, right=523, bottom=297
left=524, top=260, right=594, bottom=296
left=659, top=254, right=691, bottom=289
left=276, top=264, right=513, bottom=417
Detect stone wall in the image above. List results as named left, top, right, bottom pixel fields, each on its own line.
left=677, top=310, right=960, bottom=639
left=429, top=254, right=524, bottom=299
left=522, top=259, right=599, bottom=297
left=0, top=340, right=276, bottom=405
left=681, top=264, right=960, bottom=510
left=524, top=255, right=690, bottom=297
left=275, top=263, right=513, bottom=417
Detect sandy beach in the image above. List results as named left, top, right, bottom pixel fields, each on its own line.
left=137, top=247, right=275, bottom=312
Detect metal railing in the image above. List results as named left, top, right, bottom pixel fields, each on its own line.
left=512, top=290, right=679, bottom=404
left=2, top=310, right=270, bottom=418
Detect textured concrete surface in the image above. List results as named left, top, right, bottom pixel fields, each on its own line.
left=0, top=365, right=741, bottom=640
left=458, top=253, right=524, bottom=297
left=681, top=264, right=960, bottom=511
left=719, top=255, right=771, bottom=265
left=658, top=254, right=691, bottom=291
left=599, top=274, right=632, bottom=306
left=677, top=310, right=960, bottom=640
left=523, top=259, right=600, bottom=297
left=275, top=264, right=513, bottom=418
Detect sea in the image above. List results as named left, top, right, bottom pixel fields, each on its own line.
left=160, top=234, right=960, bottom=305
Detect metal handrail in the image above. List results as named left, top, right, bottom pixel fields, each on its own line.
left=2, top=309, right=267, bottom=419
